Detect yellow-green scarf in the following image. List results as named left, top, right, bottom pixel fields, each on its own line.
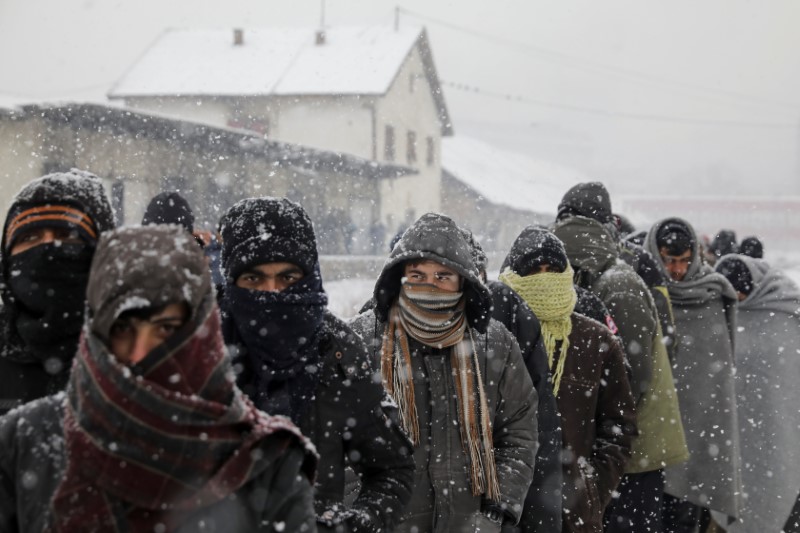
left=499, top=266, right=577, bottom=396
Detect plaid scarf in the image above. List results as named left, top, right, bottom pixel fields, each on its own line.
left=49, top=297, right=315, bottom=532
left=500, top=266, right=577, bottom=396
left=382, top=283, right=500, bottom=501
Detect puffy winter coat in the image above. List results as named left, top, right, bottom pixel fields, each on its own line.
left=351, top=213, right=538, bottom=532
left=487, top=280, right=562, bottom=533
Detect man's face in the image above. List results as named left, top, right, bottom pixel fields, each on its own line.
left=235, top=262, right=304, bottom=293
left=109, top=303, right=189, bottom=365
left=524, top=263, right=557, bottom=276
left=403, top=260, right=461, bottom=292
left=10, top=226, right=82, bottom=255
left=659, top=248, right=692, bottom=281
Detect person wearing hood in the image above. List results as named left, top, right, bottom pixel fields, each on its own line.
left=737, top=236, right=763, bottom=259
left=462, top=227, right=563, bottom=533
left=553, top=182, right=688, bottom=533
left=643, top=218, right=742, bottom=531
left=218, top=197, right=414, bottom=532
left=349, top=213, right=538, bottom=532
left=0, top=169, right=116, bottom=415
left=705, top=229, right=738, bottom=266
left=499, top=226, right=636, bottom=533
left=715, top=255, right=800, bottom=533
left=0, top=225, right=318, bottom=532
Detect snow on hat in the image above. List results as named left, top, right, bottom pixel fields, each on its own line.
left=459, top=227, right=488, bottom=273
left=3, top=169, right=115, bottom=253
left=739, top=236, right=764, bottom=259
left=656, top=220, right=694, bottom=255
left=219, top=197, right=318, bottom=281
left=716, top=256, right=753, bottom=296
left=557, top=181, right=613, bottom=224
left=709, top=229, right=738, bottom=258
left=502, top=225, right=569, bottom=275
left=141, top=191, right=195, bottom=234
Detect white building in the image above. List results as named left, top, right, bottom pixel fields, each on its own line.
left=109, top=25, right=452, bottom=234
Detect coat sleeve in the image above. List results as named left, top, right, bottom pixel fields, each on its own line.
left=490, top=325, right=539, bottom=524
left=602, top=279, right=657, bottom=403
left=332, top=320, right=415, bottom=533
left=254, top=444, right=318, bottom=533
left=589, top=336, right=637, bottom=507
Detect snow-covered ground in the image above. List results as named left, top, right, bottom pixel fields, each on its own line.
left=327, top=251, right=800, bottom=321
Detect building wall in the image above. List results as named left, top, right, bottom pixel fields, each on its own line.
left=375, top=45, right=443, bottom=235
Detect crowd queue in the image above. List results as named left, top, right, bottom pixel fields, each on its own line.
left=0, top=169, right=797, bottom=533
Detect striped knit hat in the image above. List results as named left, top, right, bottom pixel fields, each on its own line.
left=2, top=169, right=115, bottom=253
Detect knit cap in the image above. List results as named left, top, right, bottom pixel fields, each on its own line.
left=716, top=256, right=753, bottom=295
left=557, top=181, right=613, bottom=224
left=656, top=221, right=694, bottom=255
left=739, top=236, right=764, bottom=259
left=501, top=226, right=569, bottom=276
left=3, top=169, right=116, bottom=254
left=219, top=197, right=318, bottom=281
left=141, top=191, right=195, bottom=234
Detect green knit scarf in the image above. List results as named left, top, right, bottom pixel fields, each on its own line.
left=500, top=266, right=577, bottom=396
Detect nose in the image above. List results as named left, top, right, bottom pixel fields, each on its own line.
left=128, top=330, right=158, bottom=364
left=40, top=228, right=58, bottom=244
left=262, top=279, right=281, bottom=292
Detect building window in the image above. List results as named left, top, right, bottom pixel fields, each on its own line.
left=426, top=136, right=435, bottom=166
left=407, top=131, right=417, bottom=165
left=384, top=125, right=395, bottom=161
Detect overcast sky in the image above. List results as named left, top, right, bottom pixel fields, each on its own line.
left=2, top=0, right=799, bottom=197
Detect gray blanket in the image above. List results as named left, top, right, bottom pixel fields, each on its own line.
left=717, top=255, right=800, bottom=532
left=644, top=218, right=742, bottom=520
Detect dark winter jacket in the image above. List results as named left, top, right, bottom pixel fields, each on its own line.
left=0, top=396, right=317, bottom=533
left=554, top=216, right=688, bottom=476
left=0, top=170, right=116, bottom=415
left=486, top=280, right=562, bottom=533
left=644, top=218, right=741, bottom=520
left=555, top=313, right=636, bottom=533
left=350, top=213, right=538, bottom=532
left=233, top=310, right=415, bottom=532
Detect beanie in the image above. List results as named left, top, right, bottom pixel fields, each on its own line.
left=219, top=197, right=318, bottom=281
left=502, top=226, right=569, bottom=276
left=709, top=229, right=738, bottom=258
left=656, top=221, right=694, bottom=255
left=739, top=236, right=764, bottom=259
left=3, top=169, right=115, bottom=253
left=141, top=191, right=195, bottom=234
left=557, top=182, right=613, bottom=224
left=716, top=257, right=753, bottom=295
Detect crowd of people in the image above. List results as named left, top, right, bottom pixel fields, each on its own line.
left=0, top=169, right=797, bottom=533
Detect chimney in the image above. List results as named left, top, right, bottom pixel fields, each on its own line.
left=233, top=28, right=244, bottom=46
left=315, top=29, right=326, bottom=46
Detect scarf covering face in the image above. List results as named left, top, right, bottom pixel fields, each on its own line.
left=500, top=266, right=577, bottom=396
left=6, top=242, right=92, bottom=366
left=224, top=266, right=327, bottom=420
left=49, top=226, right=316, bottom=532
left=382, top=283, right=500, bottom=502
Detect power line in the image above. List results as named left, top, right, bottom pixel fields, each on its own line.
left=442, top=80, right=798, bottom=129
left=400, top=7, right=800, bottom=112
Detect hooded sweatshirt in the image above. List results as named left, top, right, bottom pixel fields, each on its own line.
left=644, top=217, right=742, bottom=521
left=716, top=255, right=800, bottom=533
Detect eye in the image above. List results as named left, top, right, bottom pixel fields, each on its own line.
left=110, top=321, right=134, bottom=338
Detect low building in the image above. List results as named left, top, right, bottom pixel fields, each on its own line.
left=0, top=102, right=414, bottom=254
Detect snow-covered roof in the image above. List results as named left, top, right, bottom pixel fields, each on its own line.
left=110, top=26, right=452, bottom=135
left=442, top=136, right=589, bottom=215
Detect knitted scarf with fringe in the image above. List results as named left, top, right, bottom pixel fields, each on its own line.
left=381, top=283, right=500, bottom=502
left=500, top=266, right=577, bottom=396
